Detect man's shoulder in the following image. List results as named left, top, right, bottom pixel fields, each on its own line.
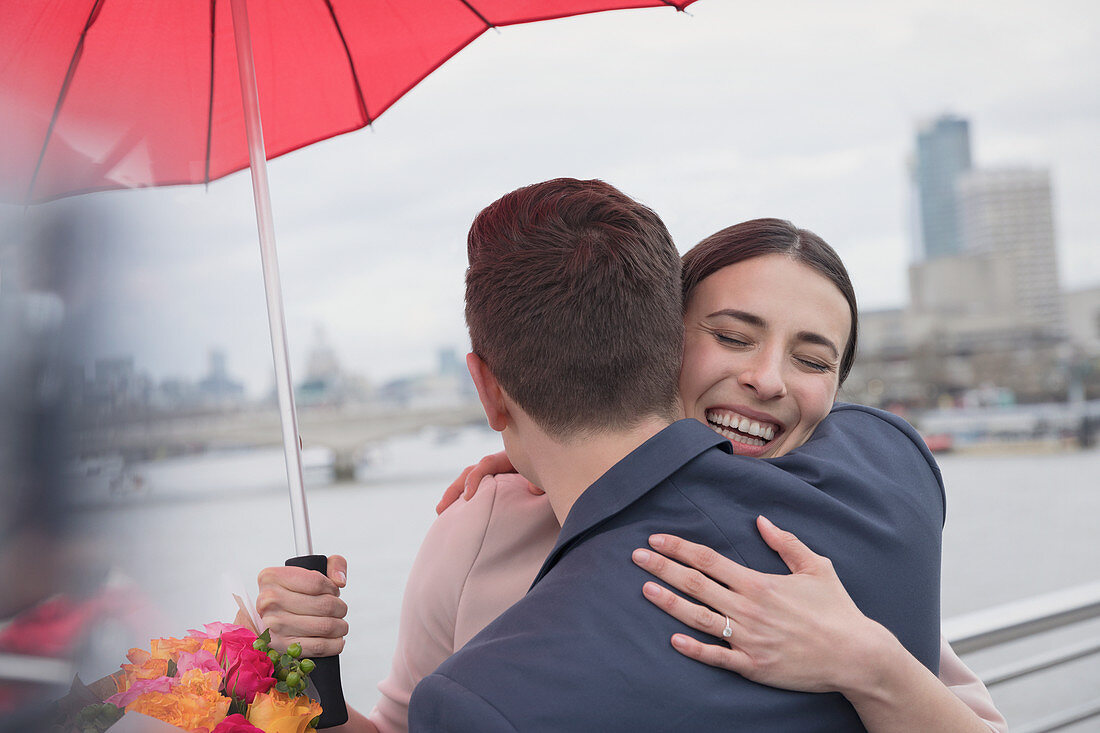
left=825, top=402, right=926, bottom=445
left=814, top=403, right=945, bottom=514
left=409, top=671, right=517, bottom=732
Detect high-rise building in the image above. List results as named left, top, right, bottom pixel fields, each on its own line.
left=956, top=167, right=1063, bottom=336
left=198, top=348, right=244, bottom=404
left=857, top=120, right=1071, bottom=406
left=912, top=115, right=972, bottom=260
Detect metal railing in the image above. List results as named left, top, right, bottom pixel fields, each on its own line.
left=944, top=580, right=1100, bottom=733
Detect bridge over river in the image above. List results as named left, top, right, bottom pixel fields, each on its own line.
left=77, top=401, right=487, bottom=478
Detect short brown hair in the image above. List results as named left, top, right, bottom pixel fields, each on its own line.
left=682, top=218, right=859, bottom=384
left=465, top=178, right=683, bottom=437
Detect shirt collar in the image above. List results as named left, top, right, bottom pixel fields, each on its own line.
left=531, top=419, right=729, bottom=587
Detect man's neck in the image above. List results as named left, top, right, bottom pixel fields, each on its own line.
left=524, top=415, right=673, bottom=525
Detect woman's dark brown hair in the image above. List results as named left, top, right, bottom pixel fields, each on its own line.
left=682, top=218, right=859, bottom=385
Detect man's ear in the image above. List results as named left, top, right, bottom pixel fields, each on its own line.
left=467, top=352, right=509, bottom=432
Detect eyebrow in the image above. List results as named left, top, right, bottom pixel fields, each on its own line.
left=706, top=309, right=840, bottom=360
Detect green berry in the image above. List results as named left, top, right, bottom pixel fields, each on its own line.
left=276, top=667, right=288, bottom=681
left=287, top=642, right=302, bottom=659
left=253, top=639, right=266, bottom=651
left=268, top=650, right=280, bottom=664
left=299, top=658, right=315, bottom=674
left=286, top=671, right=301, bottom=688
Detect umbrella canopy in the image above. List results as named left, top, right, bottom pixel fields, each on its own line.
left=2, top=0, right=695, bottom=204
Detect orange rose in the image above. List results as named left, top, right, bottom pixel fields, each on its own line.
left=117, top=656, right=172, bottom=693
left=247, top=690, right=322, bottom=733
left=150, top=635, right=219, bottom=661
left=126, top=668, right=229, bottom=732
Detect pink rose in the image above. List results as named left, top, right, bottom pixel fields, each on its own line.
left=223, top=647, right=275, bottom=703
left=211, top=713, right=264, bottom=733
left=105, top=674, right=175, bottom=707
left=177, top=649, right=223, bottom=677
left=188, top=622, right=251, bottom=640
left=216, top=626, right=260, bottom=671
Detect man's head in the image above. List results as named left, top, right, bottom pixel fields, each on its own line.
left=465, top=178, right=682, bottom=440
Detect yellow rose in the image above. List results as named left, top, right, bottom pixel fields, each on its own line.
left=247, top=690, right=322, bottom=733
left=126, top=669, right=228, bottom=732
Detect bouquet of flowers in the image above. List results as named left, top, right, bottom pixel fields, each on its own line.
left=60, top=622, right=322, bottom=733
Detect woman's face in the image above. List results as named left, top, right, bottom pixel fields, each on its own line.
left=679, top=254, right=851, bottom=458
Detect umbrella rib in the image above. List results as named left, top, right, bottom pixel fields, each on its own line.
left=26, top=0, right=106, bottom=204
left=205, top=0, right=217, bottom=185
left=323, top=0, right=372, bottom=125
left=456, top=1, right=495, bottom=30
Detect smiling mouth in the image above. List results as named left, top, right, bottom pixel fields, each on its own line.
left=705, top=409, right=778, bottom=448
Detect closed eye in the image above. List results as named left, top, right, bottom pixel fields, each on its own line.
left=714, top=332, right=750, bottom=348
left=795, top=357, right=832, bottom=373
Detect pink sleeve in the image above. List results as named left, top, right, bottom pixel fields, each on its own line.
left=367, top=474, right=559, bottom=733
left=937, top=635, right=1007, bottom=732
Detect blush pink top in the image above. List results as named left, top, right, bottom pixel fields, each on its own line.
left=368, top=474, right=1007, bottom=733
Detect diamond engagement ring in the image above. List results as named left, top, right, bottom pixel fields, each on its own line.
left=722, top=616, right=732, bottom=638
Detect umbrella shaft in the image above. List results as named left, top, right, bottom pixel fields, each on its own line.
left=231, top=0, right=312, bottom=557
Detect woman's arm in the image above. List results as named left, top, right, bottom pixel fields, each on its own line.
left=631, top=516, right=1005, bottom=733
left=435, top=451, right=542, bottom=514
left=251, top=473, right=557, bottom=733
left=244, top=558, right=376, bottom=733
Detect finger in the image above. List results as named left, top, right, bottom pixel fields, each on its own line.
left=438, top=465, right=474, bottom=514
left=258, top=566, right=340, bottom=597
left=266, top=611, right=349, bottom=640
left=283, top=636, right=345, bottom=659
left=669, top=633, right=753, bottom=675
left=326, top=555, right=348, bottom=587
left=640, top=580, right=743, bottom=642
left=257, top=585, right=348, bottom=620
left=756, top=515, right=821, bottom=574
left=464, top=451, right=513, bottom=499
left=632, top=548, right=741, bottom=614
left=268, top=629, right=347, bottom=659
left=647, top=534, right=754, bottom=589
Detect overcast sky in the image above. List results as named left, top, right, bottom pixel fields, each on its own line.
left=5, top=0, right=1099, bottom=395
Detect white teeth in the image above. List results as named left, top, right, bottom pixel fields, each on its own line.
left=705, top=410, right=778, bottom=444
left=708, top=423, right=765, bottom=447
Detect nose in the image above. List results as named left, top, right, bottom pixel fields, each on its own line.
left=737, top=349, right=787, bottom=401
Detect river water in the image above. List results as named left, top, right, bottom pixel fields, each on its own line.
left=72, top=425, right=1100, bottom=730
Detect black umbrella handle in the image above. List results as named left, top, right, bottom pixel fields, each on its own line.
left=285, top=554, right=349, bottom=728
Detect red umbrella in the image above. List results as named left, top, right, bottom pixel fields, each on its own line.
left=3, top=1, right=696, bottom=203
left=1, top=0, right=698, bottom=723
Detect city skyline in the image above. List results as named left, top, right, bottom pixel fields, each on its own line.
left=3, top=0, right=1097, bottom=394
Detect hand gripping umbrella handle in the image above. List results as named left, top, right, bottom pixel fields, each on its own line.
left=285, top=555, right=349, bottom=727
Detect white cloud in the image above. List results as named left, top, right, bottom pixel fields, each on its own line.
left=9, top=0, right=1096, bottom=392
